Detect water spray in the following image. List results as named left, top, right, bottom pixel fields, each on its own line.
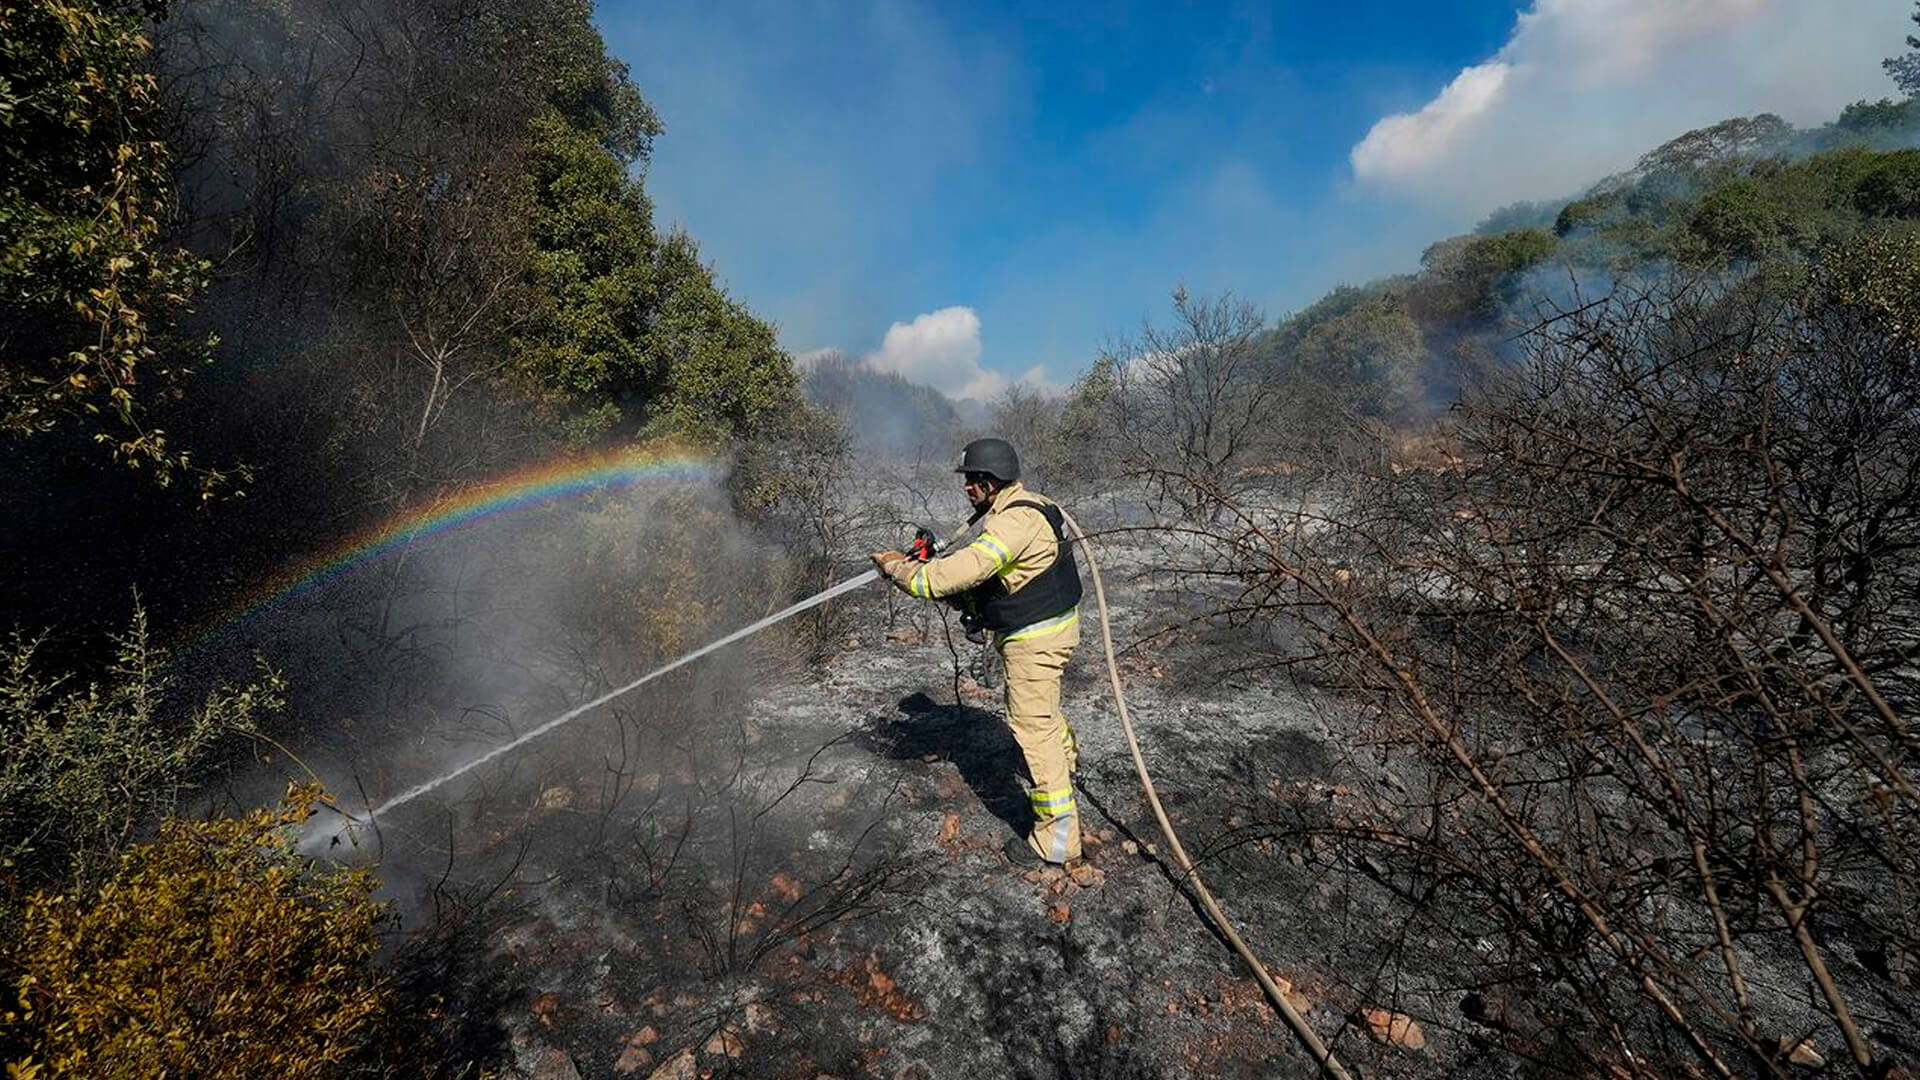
left=306, top=511, right=1352, bottom=1078
left=311, top=567, right=884, bottom=851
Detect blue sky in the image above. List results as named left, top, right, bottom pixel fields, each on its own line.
left=598, top=1, right=1908, bottom=399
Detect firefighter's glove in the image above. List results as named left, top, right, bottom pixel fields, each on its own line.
left=870, top=551, right=909, bottom=579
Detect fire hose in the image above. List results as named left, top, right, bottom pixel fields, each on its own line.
left=1054, top=507, right=1355, bottom=1080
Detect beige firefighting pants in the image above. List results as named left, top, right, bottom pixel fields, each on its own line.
left=1001, top=611, right=1081, bottom=863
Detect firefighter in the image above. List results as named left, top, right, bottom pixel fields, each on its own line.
left=871, top=438, right=1085, bottom=866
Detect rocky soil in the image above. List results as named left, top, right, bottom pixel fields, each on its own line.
left=247, top=474, right=1890, bottom=1078
left=340, top=495, right=1480, bottom=1080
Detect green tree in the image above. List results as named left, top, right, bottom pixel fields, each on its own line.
left=1406, top=228, right=1559, bottom=325
left=514, top=108, right=661, bottom=443
left=513, top=112, right=796, bottom=444
left=0, top=0, right=226, bottom=491
left=1632, top=113, right=1794, bottom=178
left=1685, top=179, right=1793, bottom=262
left=1852, top=149, right=1920, bottom=218
left=641, top=230, right=798, bottom=441
left=1883, top=1, right=1920, bottom=95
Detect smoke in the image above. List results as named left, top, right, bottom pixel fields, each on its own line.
left=199, top=467, right=810, bottom=884
left=801, top=351, right=966, bottom=459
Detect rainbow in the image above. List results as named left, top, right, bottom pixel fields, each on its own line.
left=194, top=443, right=716, bottom=646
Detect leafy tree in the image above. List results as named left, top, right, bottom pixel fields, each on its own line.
left=0, top=0, right=228, bottom=492
left=513, top=111, right=795, bottom=444
left=1884, top=2, right=1920, bottom=96
left=638, top=230, right=799, bottom=442
left=1852, top=148, right=1920, bottom=218
left=1472, top=200, right=1558, bottom=235
left=1553, top=192, right=1619, bottom=237
left=1406, top=228, right=1559, bottom=325
left=1827, top=97, right=1920, bottom=143
left=1633, top=113, right=1794, bottom=179
left=514, top=108, right=661, bottom=442
left=1685, top=179, right=1795, bottom=262
left=1, top=786, right=388, bottom=1080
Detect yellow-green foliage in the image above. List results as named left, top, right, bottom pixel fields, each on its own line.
left=2, top=786, right=388, bottom=1080
left=1820, top=225, right=1920, bottom=342
left=0, top=0, right=229, bottom=493
left=0, top=605, right=281, bottom=889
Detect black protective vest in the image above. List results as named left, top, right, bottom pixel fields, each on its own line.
left=961, top=500, right=1083, bottom=632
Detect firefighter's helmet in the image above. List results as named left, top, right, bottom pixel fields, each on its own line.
left=955, top=438, right=1020, bottom=483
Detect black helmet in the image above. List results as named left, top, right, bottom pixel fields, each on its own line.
left=955, top=437, right=1020, bottom=483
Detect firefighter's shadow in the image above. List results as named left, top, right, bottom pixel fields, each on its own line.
left=863, top=692, right=1029, bottom=832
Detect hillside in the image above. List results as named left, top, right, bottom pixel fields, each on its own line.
left=3, top=5, right=1917, bottom=1079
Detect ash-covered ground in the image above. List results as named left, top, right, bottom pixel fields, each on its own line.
left=227, top=465, right=1896, bottom=1080
left=277, top=476, right=1490, bottom=1080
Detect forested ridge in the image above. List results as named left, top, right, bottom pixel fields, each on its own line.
left=4, top=1, right=1920, bottom=1076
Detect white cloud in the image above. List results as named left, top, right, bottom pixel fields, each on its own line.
left=866, top=306, right=1009, bottom=401
left=1350, top=0, right=1907, bottom=213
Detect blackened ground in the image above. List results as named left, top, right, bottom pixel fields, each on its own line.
left=285, top=470, right=1896, bottom=1079
left=415, top=499, right=1505, bottom=1080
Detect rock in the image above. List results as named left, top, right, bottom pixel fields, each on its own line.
left=646, top=1049, right=697, bottom=1080
left=613, top=1038, right=654, bottom=1075
left=1360, top=1007, right=1426, bottom=1050
left=531, top=1048, right=581, bottom=1080
left=1272, top=975, right=1313, bottom=1016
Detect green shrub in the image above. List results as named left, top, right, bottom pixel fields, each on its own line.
left=0, top=605, right=281, bottom=890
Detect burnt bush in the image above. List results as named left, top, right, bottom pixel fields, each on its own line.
left=1160, top=237, right=1919, bottom=1077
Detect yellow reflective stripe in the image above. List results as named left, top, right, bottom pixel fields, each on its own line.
left=910, top=567, right=931, bottom=598
left=998, top=607, right=1079, bottom=643
left=967, top=533, right=1014, bottom=571
left=1029, top=787, right=1077, bottom=813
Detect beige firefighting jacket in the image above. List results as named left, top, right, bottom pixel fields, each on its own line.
left=884, top=481, right=1067, bottom=611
